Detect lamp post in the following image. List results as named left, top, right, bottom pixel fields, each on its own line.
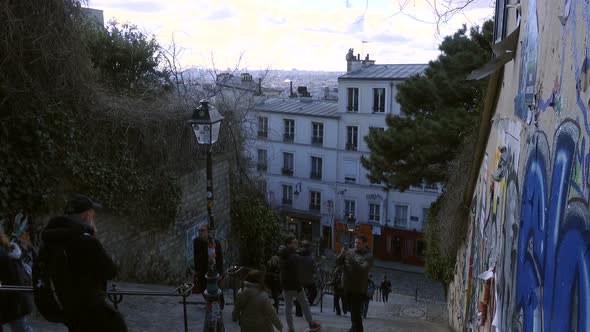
left=346, top=214, right=357, bottom=248
left=188, top=99, right=225, bottom=331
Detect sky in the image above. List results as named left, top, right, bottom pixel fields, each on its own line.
left=88, top=0, right=495, bottom=72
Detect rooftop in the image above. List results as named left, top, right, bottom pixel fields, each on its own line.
left=255, top=98, right=339, bottom=118
left=339, top=64, right=428, bottom=80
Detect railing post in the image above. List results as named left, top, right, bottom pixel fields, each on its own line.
left=182, top=291, right=188, bottom=332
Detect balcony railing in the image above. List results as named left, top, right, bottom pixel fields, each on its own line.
left=372, top=106, right=385, bottom=113
left=283, top=133, right=294, bottom=142
left=346, top=106, right=358, bottom=112
left=281, top=167, right=293, bottom=176
left=309, top=204, right=321, bottom=212
left=310, top=171, right=322, bottom=180
left=282, top=198, right=293, bottom=205
left=257, top=130, right=268, bottom=138
left=311, top=136, right=323, bottom=145
left=256, top=164, right=268, bottom=172
left=345, top=143, right=357, bottom=151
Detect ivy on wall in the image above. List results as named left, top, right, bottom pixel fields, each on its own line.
left=0, top=0, right=186, bottom=225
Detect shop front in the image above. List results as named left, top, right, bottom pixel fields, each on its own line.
left=373, top=227, right=425, bottom=266
left=333, top=220, right=373, bottom=254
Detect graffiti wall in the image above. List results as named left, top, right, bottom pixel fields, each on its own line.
left=449, top=1, right=590, bottom=331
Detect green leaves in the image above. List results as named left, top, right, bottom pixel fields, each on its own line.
left=229, top=177, right=284, bottom=269
left=362, top=20, right=493, bottom=191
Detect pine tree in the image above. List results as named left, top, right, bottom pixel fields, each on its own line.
left=362, top=21, right=493, bottom=190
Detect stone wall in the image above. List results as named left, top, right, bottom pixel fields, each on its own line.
left=449, top=1, right=590, bottom=331
left=96, top=155, right=233, bottom=284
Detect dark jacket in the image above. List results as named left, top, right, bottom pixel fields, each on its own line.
left=232, top=282, right=283, bottom=332
left=336, top=247, right=373, bottom=295
left=41, top=216, right=117, bottom=307
left=278, top=246, right=302, bottom=291
left=193, top=236, right=223, bottom=276
left=265, top=262, right=281, bottom=295
left=0, top=243, right=33, bottom=324
left=297, top=248, right=315, bottom=286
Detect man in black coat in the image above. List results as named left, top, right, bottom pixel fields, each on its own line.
left=279, top=234, right=320, bottom=332
left=41, top=194, right=127, bottom=332
left=193, top=224, right=224, bottom=308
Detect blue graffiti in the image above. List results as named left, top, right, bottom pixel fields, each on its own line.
left=517, top=121, right=590, bottom=331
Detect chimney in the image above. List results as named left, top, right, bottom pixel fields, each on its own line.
left=258, top=77, right=263, bottom=95
left=345, top=47, right=362, bottom=73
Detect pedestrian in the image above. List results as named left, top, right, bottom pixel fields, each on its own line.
left=363, top=274, right=376, bottom=318
left=265, top=256, right=281, bottom=313
left=295, top=240, right=317, bottom=316
left=380, top=275, right=392, bottom=303
left=193, top=223, right=225, bottom=309
left=40, top=194, right=127, bottom=332
left=232, top=270, right=283, bottom=332
left=336, top=233, right=373, bottom=332
left=329, top=265, right=346, bottom=316
left=0, top=231, right=34, bottom=332
left=279, top=234, right=321, bottom=332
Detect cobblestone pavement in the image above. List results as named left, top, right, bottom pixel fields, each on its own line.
left=28, top=283, right=450, bottom=332
left=370, top=267, right=446, bottom=303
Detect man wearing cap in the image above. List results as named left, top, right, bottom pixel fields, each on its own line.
left=41, top=194, right=127, bottom=332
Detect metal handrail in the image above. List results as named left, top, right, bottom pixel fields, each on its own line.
left=0, top=282, right=194, bottom=332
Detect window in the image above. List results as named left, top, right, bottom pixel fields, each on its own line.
left=282, top=185, right=293, bottom=205
left=281, top=152, right=294, bottom=175
left=258, top=117, right=268, bottom=138
left=372, top=88, right=385, bottom=112
left=422, top=208, right=430, bottom=226
left=310, top=156, right=322, bottom=180
left=257, top=149, right=267, bottom=171
left=394, top=204, right=408, bottom=227
left=347, top=87, right=359, bottom=112
left=343, top=160, right=358, bottom=184
left=405, top=239, right=415, bottom=257
left=425, top=183, right=439, bottom=192
left=309, top=191, right=321, bottom=211
left=369, top=203, right=381, bottom=222
left=346, top=126, right=358, bottom=151
left=369, top=127, right=385, bottom=136
left=312, top=122, right=324, bottom=145
left=344, top=200, right=356, bottom=218
left=493, top=0, right=509, bottom=43
left=284, top=119, right=295, bottom=142
left=257, top=180, right=267, bottom=195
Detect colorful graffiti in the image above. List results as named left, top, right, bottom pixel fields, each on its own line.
left=516, top=121, right=590, bottom=331
left=451, top=1, right=590, bottom=331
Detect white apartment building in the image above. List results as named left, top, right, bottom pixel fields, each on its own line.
left=245, top=51, right=441, bottom=265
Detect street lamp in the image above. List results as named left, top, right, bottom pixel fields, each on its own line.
left=346, top=214, right=357, bottom=248
left=188, top=99, right=224, bottom=330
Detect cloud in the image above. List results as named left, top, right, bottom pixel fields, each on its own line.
left=261, top=13, right=287, bottom=25
left=93, top=1, right=164, bottom=13
left=205, top=6, right=237, bottom=20
left=368, top=33, right=410, bottom=44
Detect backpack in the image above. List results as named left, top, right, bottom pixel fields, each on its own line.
left=32, top=244, right=73, bottom=323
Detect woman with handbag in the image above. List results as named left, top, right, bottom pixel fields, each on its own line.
left=232, top=270, right=283, bottom=332
left=0, top=231, right=34, bottom=332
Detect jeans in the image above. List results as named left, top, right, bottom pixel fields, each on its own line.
left=2, top=316, right=34, bottom=332
left=295, top=283, right=317, bottom=315
left=347, top=292, right=364, bottom=332
left=283, top=289, right=313, bottom=329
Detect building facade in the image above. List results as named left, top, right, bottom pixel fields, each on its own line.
left=245, top=52, right=441, bottom=265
